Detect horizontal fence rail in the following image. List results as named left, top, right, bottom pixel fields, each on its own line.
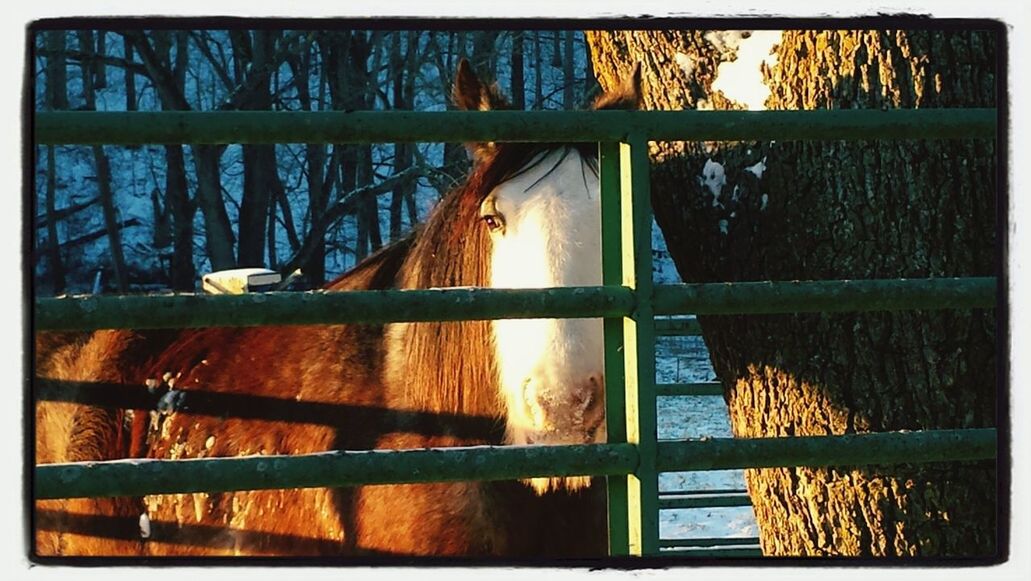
left=35, top=278, right=996, bottom=331
left=36, top=444, right=639, bottom=500
left=34, top=109, right=997, bottom=145
left=656, top=428, right=996, bottom=472
left=654, top=318, right=703, bottom=336
left=35, top=286, right=634, bottom=331
left=660, top=537, right=762, bottom=549
left=651, top=277, right=996, bottom=315
left=35, top=429, right=996, bottom=500
left=658, top=491, right=754, bottom=509
left=656, top=382, right=724, bottom=396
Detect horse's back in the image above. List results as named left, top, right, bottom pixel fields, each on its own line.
left=139, top=323, right=384, bottom=555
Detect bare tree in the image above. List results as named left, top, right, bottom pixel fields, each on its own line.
left=510, top=31, right=525, bottom=110
left=79, top=30, right=129, bottom=293
left=563, top=30, right=574, bottom=109
left=124, top=30, right=237, bottom=271
left=41, top=31, right=68, bottom=293
left=389, top=31, right=419, bottom=240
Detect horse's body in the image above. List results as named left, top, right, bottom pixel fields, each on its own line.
left=34, top=61, right=640, bottom=558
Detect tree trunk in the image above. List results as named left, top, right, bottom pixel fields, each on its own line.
left=510, top=31, right=525, bottom=110
left=587, top=29, right=998, bottom=557
left=125, top=30, right=236, bottom=271
left=42, top=32, right=67, bottom=293
left=563, top=31, right=575, bottom=109
left=191, top=144, right=236, bottom=270
left=164, top=33, right=196, bottom=290
left=80, top=30, right=129, bottom=293
left=123, top=36, right=136, bottom=111
left=164, top=144, right=196, bottom=290
left=234, top=31, right=278, bottom=268
left=389, top=31, right=406, bottom=239
left=357, top=147, right=381, bottom=260
left=533, top=32, right=543, bottom=109
left=44, top=32, right=68, bottom=111
left=326, top=31, right=375, bottom=266
left=94, top=31, right=107, bottom=89
left=93, top=146, right=130, bottom=292
left=43, top=146, right=65, bottom=294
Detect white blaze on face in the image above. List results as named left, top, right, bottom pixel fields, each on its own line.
left=482, top=148, right=605, bottom=493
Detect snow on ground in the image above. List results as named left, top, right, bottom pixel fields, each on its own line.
left=651, top=228, right=760, bottom=542
left=655, top=335, right=760, bottom=541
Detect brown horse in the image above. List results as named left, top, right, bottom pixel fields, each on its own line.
left=34, top=60, right=641, bottom=558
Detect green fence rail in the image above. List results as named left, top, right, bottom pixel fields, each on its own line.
left=33, top=108, right=999, bottom=558
left=35, top=278, right=995, bottom=331
left=34, top=109, right=997, bottom=145
left=35, top=429, right=996, bottom=500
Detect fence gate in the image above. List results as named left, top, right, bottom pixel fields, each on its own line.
left=33, top=108, right=999, bottom=557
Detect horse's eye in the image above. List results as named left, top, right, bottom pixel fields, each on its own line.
left=482, top=214, right=504, bottom=233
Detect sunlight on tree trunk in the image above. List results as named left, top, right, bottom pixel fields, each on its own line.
left=588, top=28, right=998, bottom=557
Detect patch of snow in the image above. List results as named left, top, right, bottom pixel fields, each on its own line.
left=745, top=156, right=768, bottom=179
left=710, top=30, right=783, bottom=110
left=699, top=159, right=726, bottom=204
left=157, top=389, right=185, bottom=415
left=703, top=31, right=747, bottom=56
left=718, top=219, right=729, bottom=235
left=138, top=513, right=151, bottom=539
left=674, top=52, right=695, bottom=77
left=760, top=193, right=769, bottom=211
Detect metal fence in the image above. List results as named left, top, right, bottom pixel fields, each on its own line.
left=32, top=109, right=998, bottom=557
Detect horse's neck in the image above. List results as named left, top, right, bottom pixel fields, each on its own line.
left=324, top=234, right=415, bottom=292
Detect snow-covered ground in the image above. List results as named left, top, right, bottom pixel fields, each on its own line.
left=651, top=224, right=760, bottom=547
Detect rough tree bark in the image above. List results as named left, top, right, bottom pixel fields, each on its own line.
left=587, top=29, right=998, bottom=557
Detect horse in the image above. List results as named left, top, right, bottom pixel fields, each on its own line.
left=34, top=60, right=642, bottom=558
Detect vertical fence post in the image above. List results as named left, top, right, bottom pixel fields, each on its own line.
left=600, top=142, right=629, bottom=556
left=621, top=136, right=660, bottom=555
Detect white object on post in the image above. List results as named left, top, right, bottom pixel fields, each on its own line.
left=201, top=268, right=282, bottom=295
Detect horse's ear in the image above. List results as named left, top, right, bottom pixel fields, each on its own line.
left=453, top=59, right=511, bottom=162
left=453, top=58, right=510, bottom=112
left=592, top=62, right=642, bottom=110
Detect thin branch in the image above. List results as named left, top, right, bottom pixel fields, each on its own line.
left=37, top=48, right=149, bottom=78
left=281, top=167, right=421, bottom=274
left=188, top=31, right=235, bottom=90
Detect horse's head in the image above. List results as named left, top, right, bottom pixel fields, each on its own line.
left=455, top=60, right=641, bottom=494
